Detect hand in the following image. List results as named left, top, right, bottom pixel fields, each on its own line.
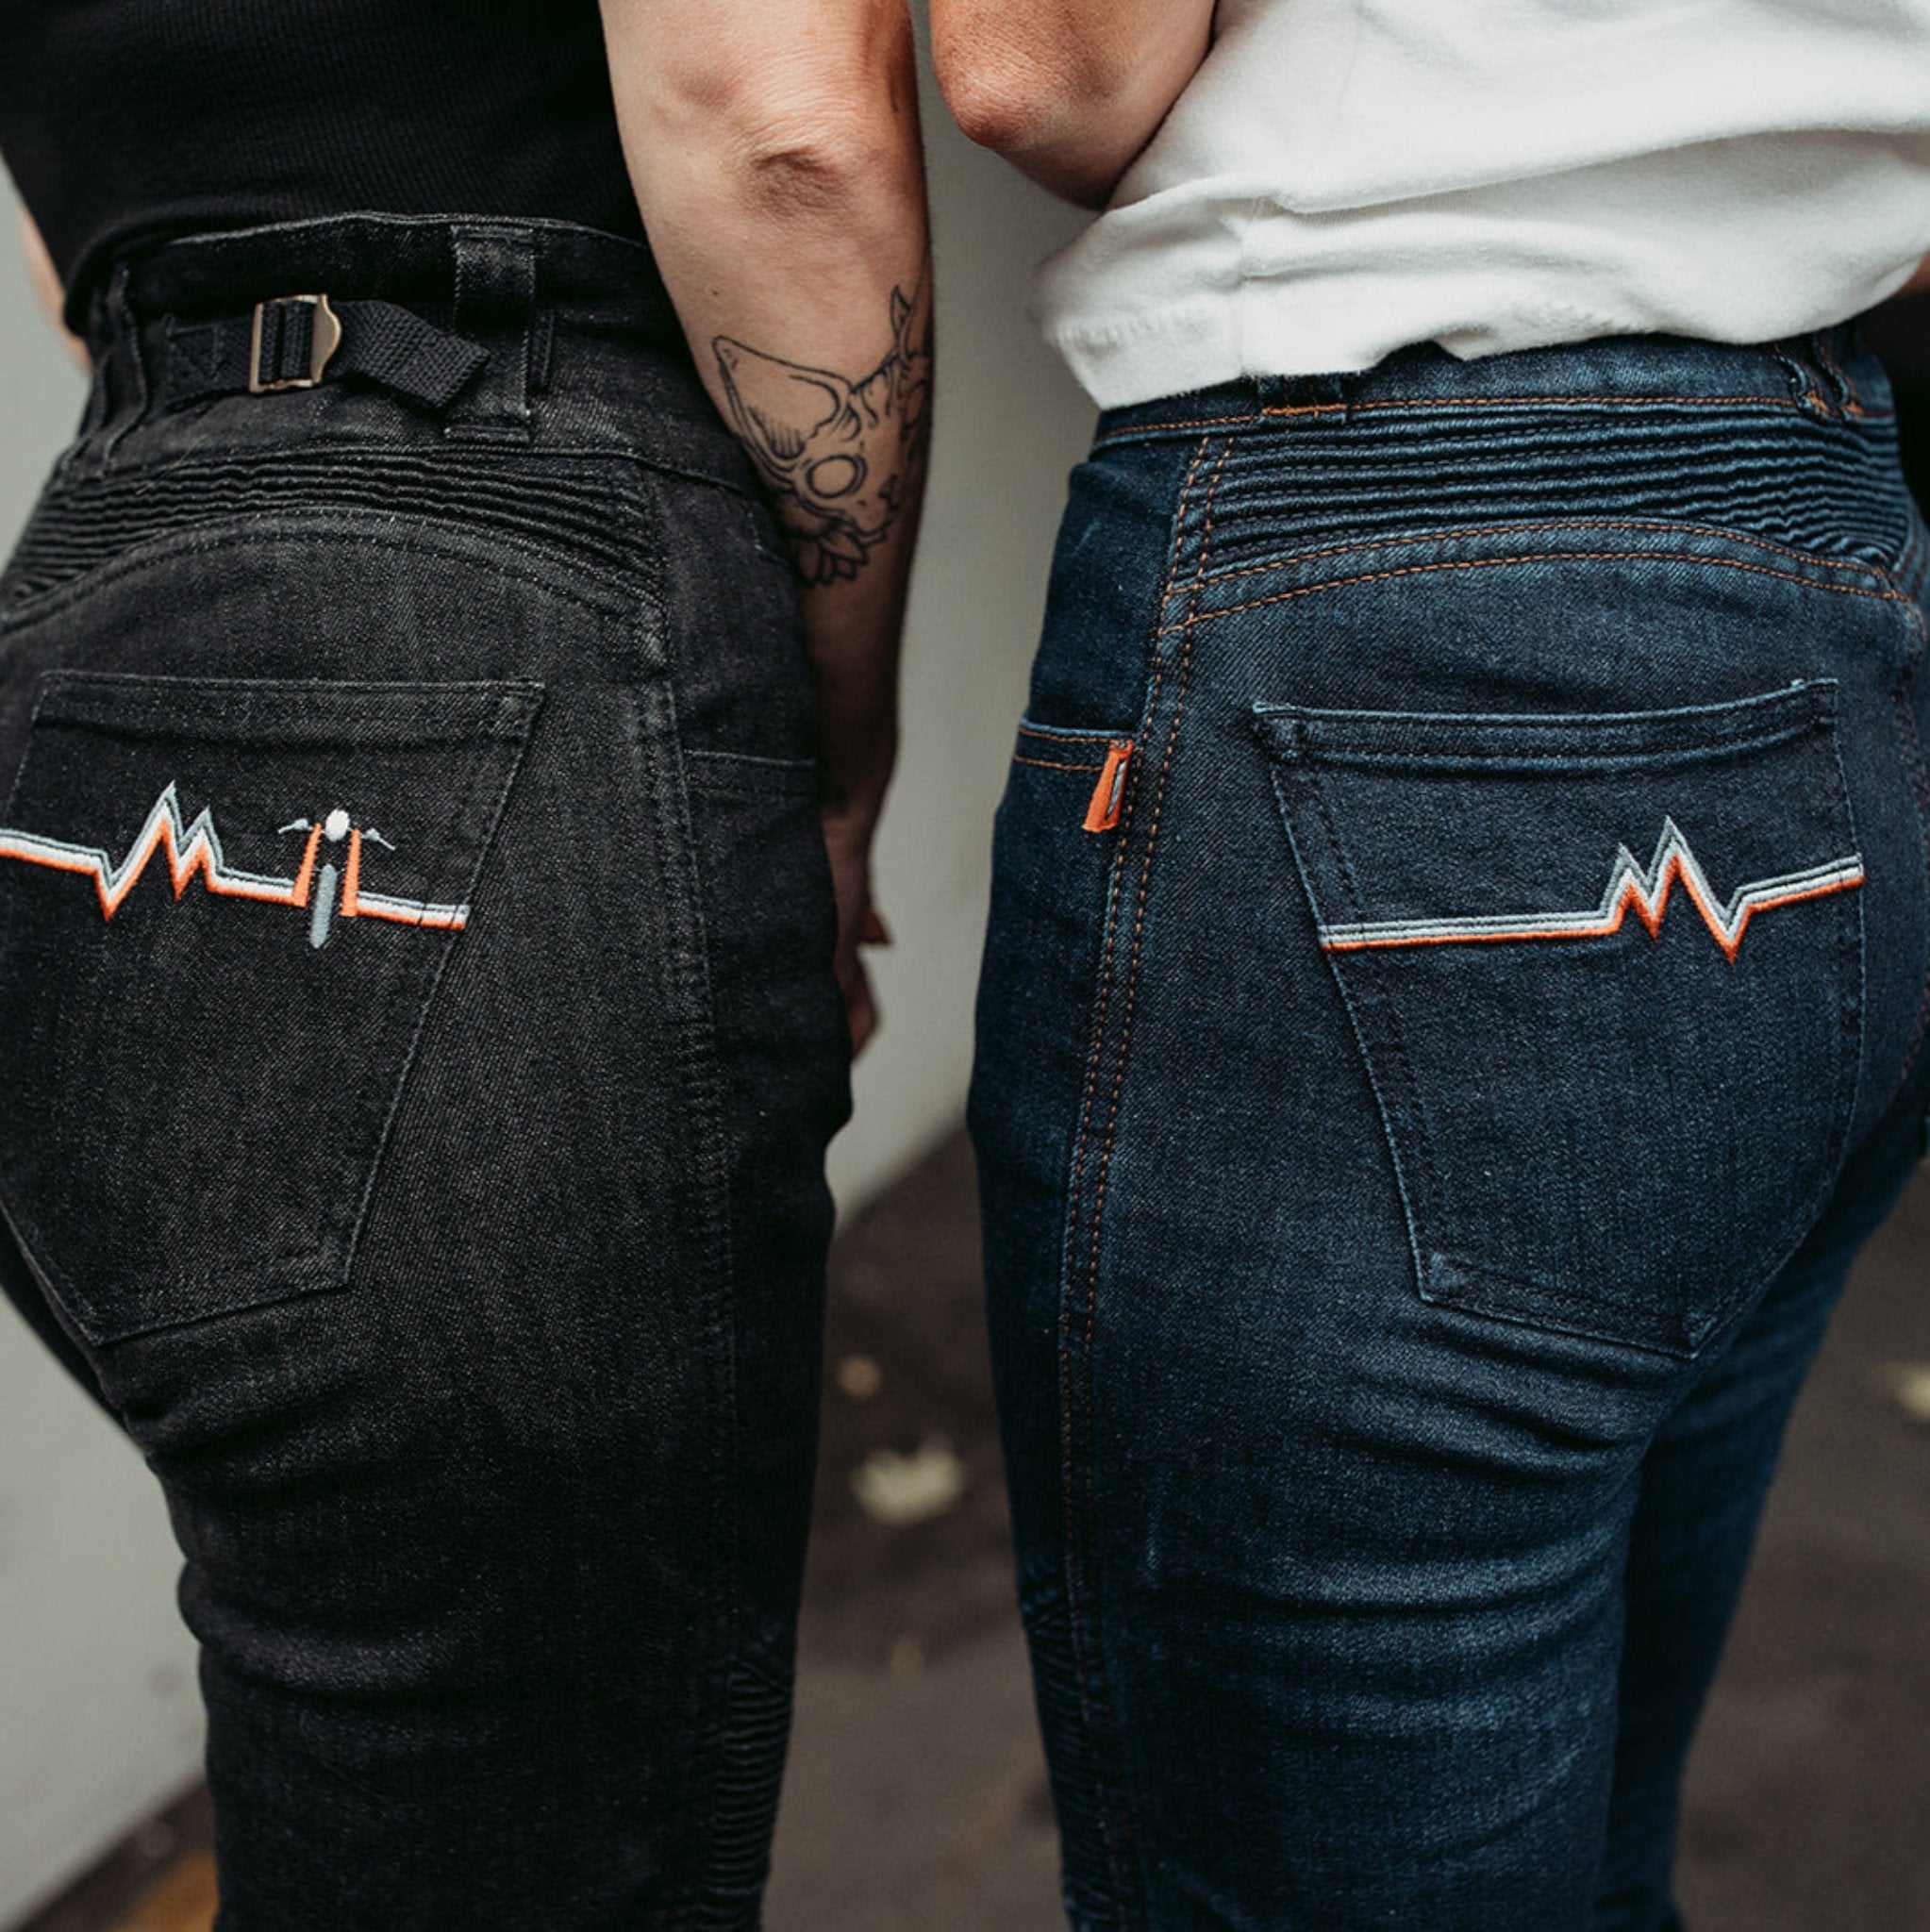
left=821, top=794, right=890, bottom=1056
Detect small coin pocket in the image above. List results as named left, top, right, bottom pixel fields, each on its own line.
left=0, top=673, right=541, bottom=1343
left=1254, top=682, right=1865, bottom=1357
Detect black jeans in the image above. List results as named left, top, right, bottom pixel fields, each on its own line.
left=0, top=214, right=849, bottom=1929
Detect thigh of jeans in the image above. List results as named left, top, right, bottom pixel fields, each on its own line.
left=972, top=365, right=1930, bottom=1930
left=0, top=443, right=846, bottom=1927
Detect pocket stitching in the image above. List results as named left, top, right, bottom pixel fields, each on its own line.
left=1262, top=686, right=1867, bottom=1357
left=0, top=677, right=543, bottom=1343
left=1168, top=548, right=1911, bottom=641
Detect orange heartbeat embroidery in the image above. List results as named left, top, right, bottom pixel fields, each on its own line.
left=0, top=783, right=469, bottom=948
left=1318, top=818, right=1864, bottom=962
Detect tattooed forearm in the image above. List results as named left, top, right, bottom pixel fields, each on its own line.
left=712, top=279, right=933, bottom=588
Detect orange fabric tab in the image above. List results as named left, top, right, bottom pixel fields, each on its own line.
left=1083, top=741, right=1133, bottom=833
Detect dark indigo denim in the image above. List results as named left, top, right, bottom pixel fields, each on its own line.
left=971, top=328, right=1930, bottom=1931
left=0, top=214, right=849, bottom=1929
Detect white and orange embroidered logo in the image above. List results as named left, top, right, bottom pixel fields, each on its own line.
left=0, top=781, right=469, bottom=949
left=1318, top=818, right=1864, bottom=962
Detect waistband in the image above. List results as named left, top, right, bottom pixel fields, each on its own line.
left=75, top=213, right=751, bottom=489
left=1093, top=326, right=1892, bottom=442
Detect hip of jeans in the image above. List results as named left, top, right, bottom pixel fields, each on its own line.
left=983, top=333, right=1930, bottom=1373
left=1082, top=327, right=1922, bottom=602
left=55, top=210, right=752, bottom=493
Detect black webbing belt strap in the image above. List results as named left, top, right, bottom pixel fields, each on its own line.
left=162, top=292, right=491, bottom=411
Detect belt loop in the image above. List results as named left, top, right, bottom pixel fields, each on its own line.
left=75, top=280, right=113, bottom=448
left=447, top=225, right=538, bottom=444
left=1810, top=326, right=1863, bottom=417
left=1766, top=337, right=1833, bottom=420
left=1259, top=370, right=1350, bottom=426
left=95, top=260, right=152, bottom=464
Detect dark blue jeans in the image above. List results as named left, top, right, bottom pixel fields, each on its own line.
left=972, top=330, right=1930, bottom=1931
left=0, top=215, right=848, bottom=1928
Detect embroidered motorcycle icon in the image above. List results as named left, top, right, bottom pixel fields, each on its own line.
left=0, top=782, right=471, bottom=948
left=277, top=807, right=407, bottom=949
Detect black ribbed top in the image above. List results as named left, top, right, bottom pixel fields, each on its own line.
left=0, top=0, right=645, bottom=315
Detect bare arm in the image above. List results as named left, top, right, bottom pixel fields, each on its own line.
left=19, top=208, right=88, bottom=371
left=930, top=0, right=1214, bottom=208
left=599, top=0, right=930, bottom=1050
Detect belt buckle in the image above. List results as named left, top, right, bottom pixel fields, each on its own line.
left=248, top=292, right=342, bottom=394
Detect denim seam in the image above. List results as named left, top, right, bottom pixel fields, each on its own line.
left=1283, top=704, right=1868, bottom=1360
left=1162, top=548, right=1912, bottom=636
left=1057, top=430, right=1216, bottom=1929
left=1017, top=722, right=1126, bottom=746
left=1014, top=753, right=1107, bottom=774
left=1191, top=517, right=1894, bottom=592
left=0, top=683, right=541, bottom=1345
left=0, top=522, right=637, bottom=634
left=626, top=676, right=747, bottom=1928
left=1888, top=591, right=1930, bottom=1088
left=682, top=748, right=818, bottom=800
left=342, top=709, right=541, bottom=1302
left=78, top=425, right=757, bottom=507
left=1305, top=766, right=1446, bottom=1298
left=1073, top=433, right=1233, bottom=1928
left=1810, top=331, right=1869, bottom=416
left=1090, top=391, right=1893, bottom=447
left=99, top=263, right=151, bottom=467
left=610, top=545, right=743, bottom=1922
left=1824, top=719, right=1872, bottom=1228
left=0, top=1172, right=338, bottom=1344
left=1893, top=505, right=1927, bottom=592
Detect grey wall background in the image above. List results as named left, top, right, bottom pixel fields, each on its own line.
left=0, top=54, right=1094, bottom=1927
left=0, top=194, right=209, bottom=1932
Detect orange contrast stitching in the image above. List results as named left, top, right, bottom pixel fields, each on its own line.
left=1191, top=517, right=1891, bottom=593
left=1057, top=433, right=1215, bottom=1919
left=0, top=785, right=470, bottom=935
left=1103, top=393, right=1857, bottom=441
left=1070, top=440, right=1231, bottom=1915
left=1162, top=549, right=1906, bottom=635
left=1320, top=822, right=1865, bottom=965
left=1094, top=388, right=1897, bottom=444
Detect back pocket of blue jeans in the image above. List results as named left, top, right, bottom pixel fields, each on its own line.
left=1254, top=681, right=1864, bottom=1357
left=0, top=672, right=541, bottom=1343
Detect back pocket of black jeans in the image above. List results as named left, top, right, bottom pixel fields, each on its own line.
left=0, top=673, right=541, bottom=1343
left=1254, top=681, right=1864, bottom=1357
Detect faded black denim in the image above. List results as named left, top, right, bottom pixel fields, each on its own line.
left=0, top=214, right=849, bottom=1930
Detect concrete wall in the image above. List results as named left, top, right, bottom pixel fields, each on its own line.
left=829, top=87, right=1092, bottom=1202
left=0, top=55, right=1092, bottom=1932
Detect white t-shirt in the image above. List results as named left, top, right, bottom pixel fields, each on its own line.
left=1033, top=0, right=1930, bottom=408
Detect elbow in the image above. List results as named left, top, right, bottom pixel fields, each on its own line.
left=732, top=109, right=913, bottom=219
left=931, top=28, right=1141, bottom=206
left=936, top=63, right=1127, bottom=207
left=938, top=61, right=1056, bottom=159
left=932, top=25, right=1111, bottom=161
left=624, top=28, right=921, bottom=217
